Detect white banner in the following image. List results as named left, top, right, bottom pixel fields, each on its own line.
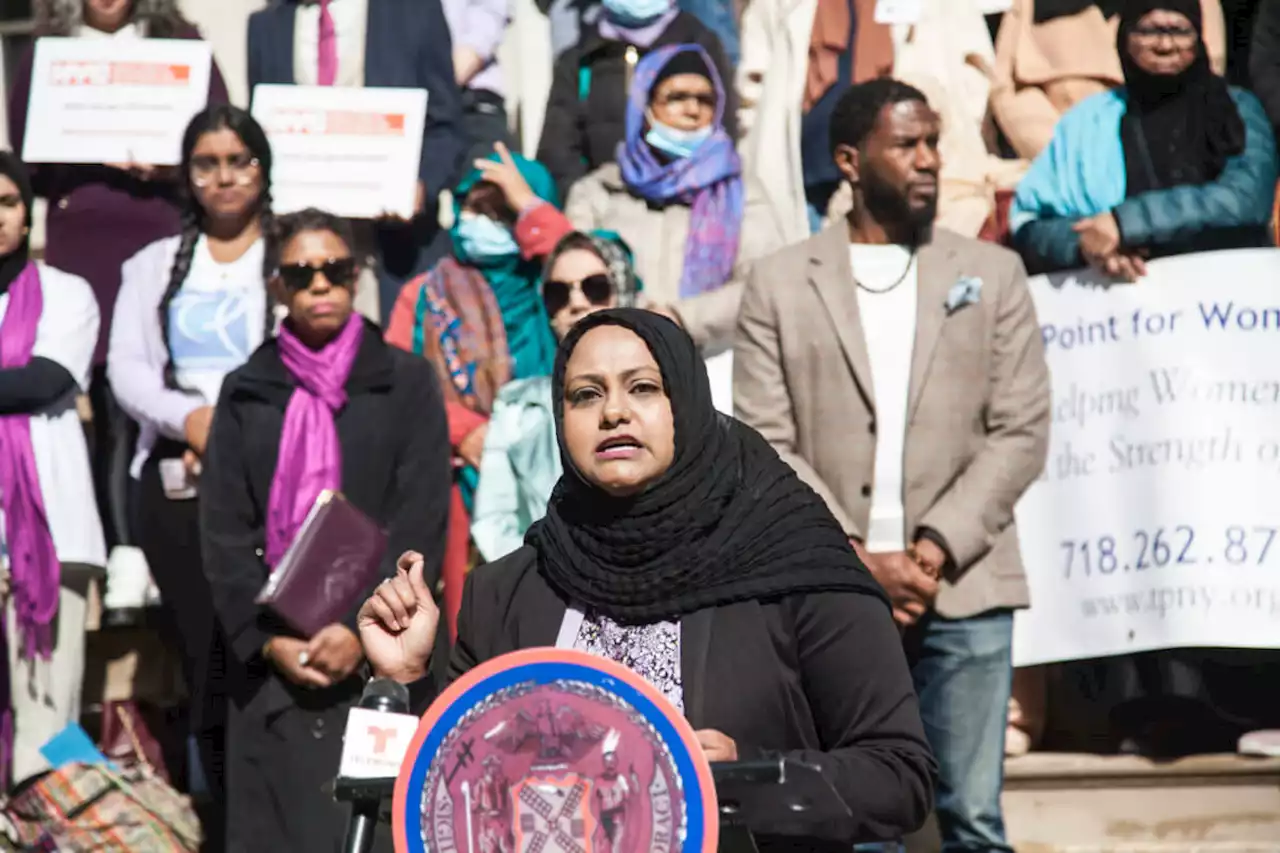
left=1012, top=249, right=1280, bottom=667
left=251, top=84, right=428, bottom=220
left=22, top=37, right=212, bottom=166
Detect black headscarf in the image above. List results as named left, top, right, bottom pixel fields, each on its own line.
left=525, top=308, right=887, bottom=624
left=1117, top=0, right=1244, bottom=192
left=0, top=152, right=34, bottom=297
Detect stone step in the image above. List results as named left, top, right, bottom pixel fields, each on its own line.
left=1002, top=753, right=1280, bottom=852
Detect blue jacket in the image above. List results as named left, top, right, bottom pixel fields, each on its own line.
left=1010, top=86, right=1278, bottom=273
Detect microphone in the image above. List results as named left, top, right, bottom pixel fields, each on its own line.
left=338, top=678, right=418, bottom=853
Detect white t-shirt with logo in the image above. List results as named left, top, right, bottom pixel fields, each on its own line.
left=167, top=236, right=266, bottom=406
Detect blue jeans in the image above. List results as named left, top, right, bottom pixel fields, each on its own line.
left=911, top=609, right=1016, bottom=853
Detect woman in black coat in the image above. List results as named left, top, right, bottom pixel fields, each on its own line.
left=359, top=308, right=935, bottom=849
left=200, top=209, right=451, bottom=852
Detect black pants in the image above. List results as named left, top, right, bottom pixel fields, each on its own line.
left=226, top=678, right=395, bottom=853
left=132, top=438, right=227, bottom=845
left=89, top=364, right=130, bottom=549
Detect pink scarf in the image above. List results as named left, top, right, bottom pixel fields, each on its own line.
left=264, top=314, right=365, bottom=567
left=0, top=262, right=60, bottom=657
left=0, top=262, right=61, bottom=789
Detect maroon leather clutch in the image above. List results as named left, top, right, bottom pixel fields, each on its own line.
left=255, top=490, right=388, bottom=637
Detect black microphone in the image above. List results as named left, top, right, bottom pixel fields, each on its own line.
left=341, top=678, right=412, bottom=853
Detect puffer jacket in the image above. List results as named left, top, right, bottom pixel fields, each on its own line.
left=1011, top=86, right=1278, bottom=274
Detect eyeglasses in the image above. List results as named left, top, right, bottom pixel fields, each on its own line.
left=1130, top=24, right=1198, bottom=44
left=654, top=91, right=716, bottom=109
left=543, top=273, right=615, bottom=316
left=277, top=257, right=358, bottom=292
left=190, top=154, right=261, bottom=187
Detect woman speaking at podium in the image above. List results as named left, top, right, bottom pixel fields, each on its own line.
left=359, top=309, right=936, bottom=847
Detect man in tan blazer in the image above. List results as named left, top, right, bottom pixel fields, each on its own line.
left=735, top=79, right=1050, bottom=852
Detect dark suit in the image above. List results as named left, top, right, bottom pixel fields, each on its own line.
left=411, top=547, right=936, bottom=849
left=247, top=0, right=467, bottom=321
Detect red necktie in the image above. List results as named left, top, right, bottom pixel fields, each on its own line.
left=317, top=0, right=337, bottom=86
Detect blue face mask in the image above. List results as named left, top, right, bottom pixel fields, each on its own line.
left=644, top=118, right=714, bottom=160
left=601, top=0, right=672, bottom=27
left=455, top=213, right=518, bottom=261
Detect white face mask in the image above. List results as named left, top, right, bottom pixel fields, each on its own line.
left=643, top=113, right=714, bottom=159
left=601, top=0, right=673, bottom=27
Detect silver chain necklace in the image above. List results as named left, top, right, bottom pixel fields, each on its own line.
left=855, top=248, right=917, bottom=294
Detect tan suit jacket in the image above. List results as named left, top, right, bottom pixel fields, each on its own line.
left=734, top=224, right=1051, bottom=619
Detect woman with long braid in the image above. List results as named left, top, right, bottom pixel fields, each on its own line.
left=107, top=105, right=274, bottom=832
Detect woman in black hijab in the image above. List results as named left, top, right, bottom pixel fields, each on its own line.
left=1010, top=0, right=1277, bottom=278
left=1115, top=0, right=1244, bottom=193
left=359, top=308, right=935, bottom=848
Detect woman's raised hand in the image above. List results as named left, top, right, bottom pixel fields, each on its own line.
left=472, top=142, right=537, bottom=213
left=357, top=550, right=439, bottom=684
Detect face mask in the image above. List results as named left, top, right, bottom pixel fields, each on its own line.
left=455, top=213, right=518, bottom=261
left=601, top=0, right=672, bottom=27
left=644, top=117, right=714, bottom=160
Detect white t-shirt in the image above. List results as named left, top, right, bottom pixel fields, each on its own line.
left=111, top=235, right=267, bottom=478
left=75, top=22, right=141, bottom=40
left=167, top=236, right=266, bottom=406
left=294, top=0, right=369, bottom=87
left=851, top=244, right=918, bottom=553
left=0, top=264, right=107, bottom=569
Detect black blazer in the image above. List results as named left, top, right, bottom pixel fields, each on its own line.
left=201, top=321, right=451, bottom=708
left=412, top=547, right=936, bottom=848
left=247, top=0, right=466, bottom=198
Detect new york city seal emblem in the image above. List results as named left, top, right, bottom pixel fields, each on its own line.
left=394, top=649, right=717, bottom=853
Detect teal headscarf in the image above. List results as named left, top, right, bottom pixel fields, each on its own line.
left=450, top=153, right=560, bottom=380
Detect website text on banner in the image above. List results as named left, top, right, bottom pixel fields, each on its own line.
left=22, top=37, right=213, bottom=166
left=251, top=84, right=428, bottom=221
left=1012, top=249, right=1280, bottom=667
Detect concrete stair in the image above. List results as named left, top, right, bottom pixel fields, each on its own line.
left=1002, top=753, right=1280, bottom=852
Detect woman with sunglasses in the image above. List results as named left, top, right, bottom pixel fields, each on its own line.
left=199, top=208, right=450, bottom=851
left=107, top=103, right=272, bottom=824
left=471, top=231, right=640, bottom=562
left=565, top=44, right=780, bottom=352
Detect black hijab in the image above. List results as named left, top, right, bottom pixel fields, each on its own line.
left=1117, top=0, right=1244, bottom=192
left=525, top=308, right=887, bottom=624
left=0, top=152, right=34, bottom=298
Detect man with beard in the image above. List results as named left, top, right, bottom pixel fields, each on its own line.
left=734, top=78, right=1050, bottom=853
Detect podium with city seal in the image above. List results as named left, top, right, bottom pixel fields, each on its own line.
left=391, top=648, right=854, bottom=853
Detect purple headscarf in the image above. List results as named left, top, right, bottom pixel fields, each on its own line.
left=617, top=44, right=744, bottom=299
left=264, top=313, right=365, bottom=568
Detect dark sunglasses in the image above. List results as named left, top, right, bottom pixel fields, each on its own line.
left=277, top=257, right=358, bottom=292
left=543, top=273, right=614, bottom=316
